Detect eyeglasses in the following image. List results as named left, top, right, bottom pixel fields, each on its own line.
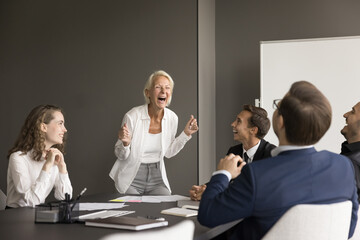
left=273, top=99, right=281, bottom=112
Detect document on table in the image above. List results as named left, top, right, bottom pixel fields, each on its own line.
left=161, top=207, right=198, bottom=217
left=110, top=195, right=190, bottom=203
left=78, top=210, right=135, bottom=220
left=79, top=202, right=126, bottom=211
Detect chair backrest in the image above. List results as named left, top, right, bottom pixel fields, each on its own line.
left=0, top=189, right=6, bottom=210
left=99, top=219, right=195, bottom=240
left=262, top=201, right=352, bottom=240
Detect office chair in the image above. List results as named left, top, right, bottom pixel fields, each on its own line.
left=262, top=201, right=352, bottom=240
left=99, top=220, right=195, bottom=240
left=0, top=189, right=6, bottom=210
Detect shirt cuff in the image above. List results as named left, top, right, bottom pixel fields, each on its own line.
left=180, top=131, right=192, bottom=141
left=212, top=170, right=232, bottom=182
left=59, top=172, right=70, bottom=181
left=115, top=139, right=130, bottom=149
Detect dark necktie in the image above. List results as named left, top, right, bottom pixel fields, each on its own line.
left=244, top=152, right=249, bottom=163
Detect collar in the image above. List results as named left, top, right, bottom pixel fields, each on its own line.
left=243, top=140, right=261, bottom=162
left=271, top=145, right=314, bottom=157
left=341, top=141, right=360, bottom=155
left=140, top=104, right=168, bottom=120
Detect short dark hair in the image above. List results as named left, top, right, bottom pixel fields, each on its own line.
left=243, top=104, right=270, bottom=139
left=279, top=81, right=332, bottom=145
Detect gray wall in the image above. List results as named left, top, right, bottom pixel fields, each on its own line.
left=215, top=0, right=360, bottom=165
left=0, top=0, right=198, bottom=196
left=198, top=0, right=216, bottom=184
left=3, top=0, right=360, bottom=197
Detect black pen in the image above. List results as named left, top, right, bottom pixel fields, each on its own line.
left=71, top=187, right=87, bottom=211
left=65, top=193, right=70, bottom=202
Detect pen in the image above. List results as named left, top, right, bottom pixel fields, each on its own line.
left=71, top=187, right=87, bottom=211
left=65, top=193, right=70, bottom=202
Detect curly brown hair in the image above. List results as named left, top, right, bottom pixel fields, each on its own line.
left=7, top=105, right=66, bottom=161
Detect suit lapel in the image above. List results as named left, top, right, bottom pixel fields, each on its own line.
left=253, top=139, right=265, bottom=162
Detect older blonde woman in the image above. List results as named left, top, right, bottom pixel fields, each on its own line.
left=110, top=70, right=198, bottom=195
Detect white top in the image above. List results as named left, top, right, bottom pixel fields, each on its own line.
left=7, top=150, right=73, bottom=208
left=109, top=104, right=191, bottom=194
left=141, top=132, right=162, bottom=164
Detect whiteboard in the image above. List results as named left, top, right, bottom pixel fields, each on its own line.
left=260, top=36, right=360, bottom=153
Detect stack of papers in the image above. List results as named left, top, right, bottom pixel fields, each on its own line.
left=79, top=202, right=126, bottom=211
left=85, top=216, right=168, bottom=231
left=78, top=210, right=135, bottom=220
left=110, top=195, right=190, bottom=203
left=161, top=207, right=198, bottom=217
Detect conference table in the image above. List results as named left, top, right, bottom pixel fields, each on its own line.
left=0, top=192, right=241, bottom=240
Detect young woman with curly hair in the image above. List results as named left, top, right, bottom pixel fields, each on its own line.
left=6, top=105, right=73, bottom=208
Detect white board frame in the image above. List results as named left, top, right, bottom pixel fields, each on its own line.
left=260, top=36, right=360, bottom=153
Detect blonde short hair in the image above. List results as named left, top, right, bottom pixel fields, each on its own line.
left=143, top=70, right=174, bottom=106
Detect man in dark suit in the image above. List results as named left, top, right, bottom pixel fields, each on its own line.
left=198, top=81, right=358, bottom=240
left=341, top=101, right=360, bottom=202
left=189, top=105, right=276, bottom=201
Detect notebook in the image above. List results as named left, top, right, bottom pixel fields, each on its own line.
left=177, top=200, right=200, bottom=210
left=85, top=216, right=168, bottom=231
left=161, top=207, right=198, bottom=217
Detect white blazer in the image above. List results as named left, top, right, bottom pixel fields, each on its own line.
left=109, top=104, right=191, bottom=193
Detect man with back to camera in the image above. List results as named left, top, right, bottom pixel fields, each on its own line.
left=189, top=105, right=276, bottom=201
left=197, top=81, right=358, bottom=240
left=341, top=101, right=360, bottom=202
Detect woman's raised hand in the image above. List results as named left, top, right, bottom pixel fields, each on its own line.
left=184, top=115, right=199, bottom=136
left=118, top=123, right=132, bottom=146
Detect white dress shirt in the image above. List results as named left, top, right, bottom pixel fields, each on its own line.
left=270, top=145, right=314, bottom=157
left=242, top=139, right=261, bottom=163
left=7, top=150, right=73, bottom=208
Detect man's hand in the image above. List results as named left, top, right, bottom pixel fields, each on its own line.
left=217, top=154, right=246, bottom=179
left=189, top=184, right=207, bottom=201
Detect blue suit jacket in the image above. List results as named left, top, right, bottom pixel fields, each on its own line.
left=198, top=148, right=359, bottom=240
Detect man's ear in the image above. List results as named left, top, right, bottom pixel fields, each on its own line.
left=40, top=123, right=47, bottom=133
left=278, top=115, right=284, bottom=129
left=251, top=126, right=258, bottom=136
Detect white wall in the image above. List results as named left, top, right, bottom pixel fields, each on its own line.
left=261, top=36, right=360, bottom=153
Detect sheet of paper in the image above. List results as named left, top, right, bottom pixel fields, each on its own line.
left=142, top=195, right=190, bottom=203
left=110, top=195, right=190, bottom=203
left=78, top=210, right=135, bottom=220
left=79, top=202, right=126, bottom=211
left=110, top=196, right=142, bottom=203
